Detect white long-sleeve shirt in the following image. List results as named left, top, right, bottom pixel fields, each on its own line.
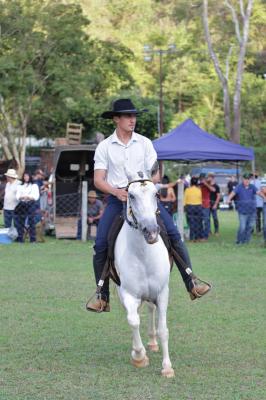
left=16, top=183, right=40, bottom=202
left=4, top=180, right=20, bottom=210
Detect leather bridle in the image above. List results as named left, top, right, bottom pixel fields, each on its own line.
left=123, top=179, right=160, bottom=230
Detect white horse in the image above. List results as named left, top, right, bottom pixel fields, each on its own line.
left=114, top=172, right=175, bottom=378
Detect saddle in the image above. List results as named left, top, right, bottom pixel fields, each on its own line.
left=105, top=215, right=173, bottom=287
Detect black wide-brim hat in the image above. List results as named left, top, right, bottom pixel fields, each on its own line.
left=101, top=98, right=148, bottom=119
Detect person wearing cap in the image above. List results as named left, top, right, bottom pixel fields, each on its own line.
left=260, top=177, right=266, bottom=246
left=86, top=98, right=211, bottom=312
left=76, top=190, right=104, bottom=240
left=3, top=169, right=20, bottom=229
left=227, top=172, right=266, bottom=244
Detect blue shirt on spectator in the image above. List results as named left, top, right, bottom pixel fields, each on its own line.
left=234, top=183, right=257, bottom=214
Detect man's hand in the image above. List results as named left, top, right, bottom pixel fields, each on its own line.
left=113, top=188, right=128, bottom=202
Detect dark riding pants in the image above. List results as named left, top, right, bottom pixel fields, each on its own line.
left=93, top=195, right=193, bottom=300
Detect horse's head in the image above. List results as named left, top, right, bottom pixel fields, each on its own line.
left=126, top=171, right=160, bottom=244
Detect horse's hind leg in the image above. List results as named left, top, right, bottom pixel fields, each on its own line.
left=120, top=289, right=149, bottom=368
left=157, top=286, right=175, bottom=378
left=147, top=302, right=159, bottom=352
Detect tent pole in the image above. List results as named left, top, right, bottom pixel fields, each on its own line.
left=236, top=162, right=240, bottom=182
left=251, top=159, right=255, bottom=175
left=159, top=160, right=164, bottom=181
left=177, top=180, right=184, bottom=241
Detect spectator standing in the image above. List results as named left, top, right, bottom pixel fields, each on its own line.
left=208, top=172, right=221, bottom=235
left=159, top=175, right=176, bottom=216
left=33, top=169, right=47, bottom=241
left=227, top=172, right=263, bottom=244
left=184, top=176, right=203, bottom=241
left=250, top=172, right=263, bottom=234
left=199, top=173, right=215, bottom=240
left=3, top=169, right=20, bottom=228
left=15, top=172, right=40, bottom=243
left=260, top=177, right=266, bottom=246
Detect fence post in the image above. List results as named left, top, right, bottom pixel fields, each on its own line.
left=81, top=181, right=88, bottom=242
left=177, top=180, right=184, bottom=240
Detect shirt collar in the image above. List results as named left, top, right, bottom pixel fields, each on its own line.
left=111, top=130, right=138, bottom=145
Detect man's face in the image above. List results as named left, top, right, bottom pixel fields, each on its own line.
left=114, top=113, right=136, bottom=133
left=88, top=197, right=96, bottom=204
left=207, top=175, right=214, bottom=184
left=243, top=177, right=250, bottom=187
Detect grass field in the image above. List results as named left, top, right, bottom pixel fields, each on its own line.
left=0, top=211, right=266, bottom=400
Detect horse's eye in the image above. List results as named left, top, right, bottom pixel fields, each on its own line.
left=129, top=194, right=135, bottom=200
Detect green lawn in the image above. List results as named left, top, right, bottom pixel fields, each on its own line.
left=0, top=212, right=265, bottom=400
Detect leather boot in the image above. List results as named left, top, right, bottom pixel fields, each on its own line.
left=86, top=249, right=110, bottom=312
left=170, top=239, right=211, bottom=300
left=86, top=297, right=110, bottom=312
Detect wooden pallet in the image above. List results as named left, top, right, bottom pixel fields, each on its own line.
left=55, top=216, right=78, bottom=239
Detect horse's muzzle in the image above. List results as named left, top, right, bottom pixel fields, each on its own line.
left=142, top=225, right=160, bottom=244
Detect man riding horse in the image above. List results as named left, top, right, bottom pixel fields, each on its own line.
left=86, top=98, right=211, bottom=312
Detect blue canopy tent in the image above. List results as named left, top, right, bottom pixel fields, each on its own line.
left=153, top=119, right=254, bottom=162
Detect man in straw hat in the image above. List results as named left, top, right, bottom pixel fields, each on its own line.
left=86, top=98, right=211, bottom=312
left=3, top=169, right=20, bottom=229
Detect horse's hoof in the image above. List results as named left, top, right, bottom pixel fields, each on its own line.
left=161, top=367, right=175, bottom=378
left=148, top=343, right=159, bottom=352
left=131, top=355, right=149, bottom=368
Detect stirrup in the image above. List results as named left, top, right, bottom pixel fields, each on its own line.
left=85, top=291, right=110, bottom=313
left=189, top=275, right=212, bottom=300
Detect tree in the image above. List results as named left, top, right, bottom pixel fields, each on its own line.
left=202, top=0, right=254, bottom=143
left=0, top=0, right=91, bottom=174
left=0, top=0, right=133, bottom=175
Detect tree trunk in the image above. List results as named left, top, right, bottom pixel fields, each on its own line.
left=202, top=0, right=254, bottom=144
left=231, top=0, right=254, bottom=143
left=202, top=0, right=231, bottom=138
left=0, top=96, right=27, bottom=177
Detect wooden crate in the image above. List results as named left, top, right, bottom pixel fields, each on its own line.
left=66, top=123, right=83, bottom=145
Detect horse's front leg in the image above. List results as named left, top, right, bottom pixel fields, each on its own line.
left=157, top=285, right=175, bottom=378
left=147, top=302, right=159, bottom=352
left=119, top=288, right=149, bottom=368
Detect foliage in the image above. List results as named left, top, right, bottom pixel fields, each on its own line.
left=81, top=0, right=266, bottom=169
left=0, top=0, right=265, bottom=170
left=0, top=0, right=133, bottom=171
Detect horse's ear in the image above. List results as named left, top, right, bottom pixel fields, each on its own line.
left=148, top=161, right=159, bottom=178
left=124, top=167, right=134, bottom=183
